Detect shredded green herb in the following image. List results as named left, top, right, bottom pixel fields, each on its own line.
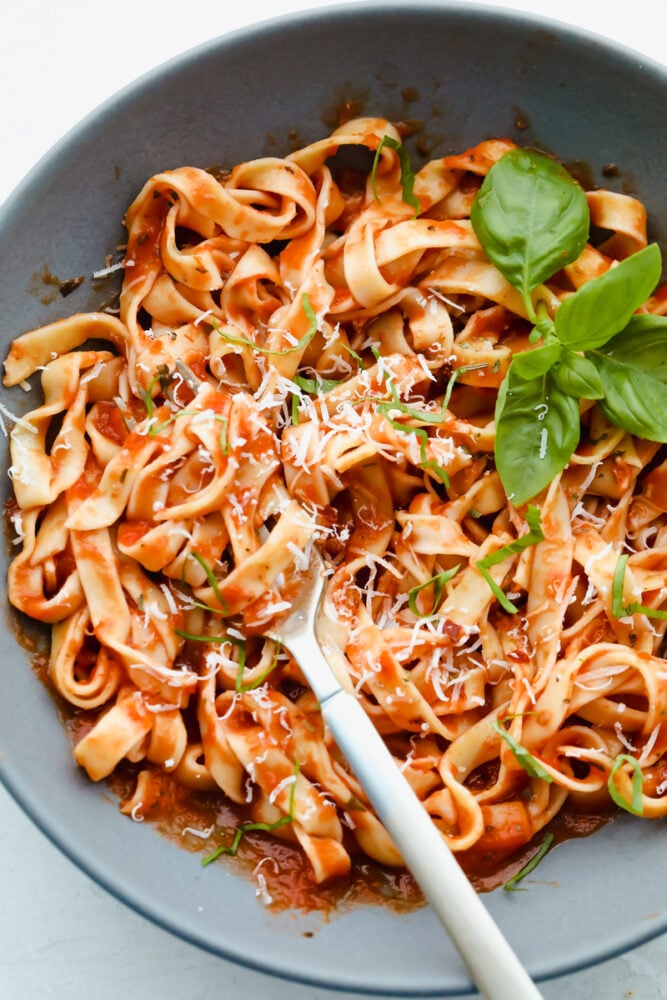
left=235, top=639, right=282, bottom=693
left=216, top=415, right=230, bottom=455
left=503, top=833, right=555, bottom=892
left=611, top=553, right=667, bottom=620
left=290, top=392, right=300, bottom=426
left=371, top=134, right=421, bottom=214
left=407, top=564, right=461, bottom=617
left=174, top=629, right=234, bottom=643
left=476, top=506, right=544, bottom=613
left=339, top=342, right=366, bottom=369
left=608, top=753, right=644, bottom=815
left=293, top=374, right=340, bottom=394
left=149, top=407, right=198, bottom=437
left=214, top=293, right=318, bottom=356
left=202, top=760, right=301, bottom=867
left=190, top=552, right=229, bottom=614
left=492, top=719, right=553, bottom=782
left=374, top=359, right=484, bottom=488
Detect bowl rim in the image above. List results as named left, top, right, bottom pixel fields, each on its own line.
left=1, top=2, right=666, bottom=995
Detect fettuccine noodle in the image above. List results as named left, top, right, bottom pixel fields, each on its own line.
left=4, top=117, right=667, bottom=887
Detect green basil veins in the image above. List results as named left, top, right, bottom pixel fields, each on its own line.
left=471, top=148, right=665, bottom=506
left=471, top=147, right=589, bottom=320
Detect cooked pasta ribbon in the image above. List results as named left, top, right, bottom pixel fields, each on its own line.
left=4, top=118, right=666, bottom=889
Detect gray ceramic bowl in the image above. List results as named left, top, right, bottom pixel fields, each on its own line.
left=1, top=2, right=665, bottom=995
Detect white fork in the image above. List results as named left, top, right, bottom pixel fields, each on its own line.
left=265, top=545, right=544, bottom=1000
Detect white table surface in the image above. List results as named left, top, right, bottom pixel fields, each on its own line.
left=1, top=1, right=666, bottom=997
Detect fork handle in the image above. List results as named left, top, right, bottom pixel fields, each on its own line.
left=321, top=687, right=544, bottom=1000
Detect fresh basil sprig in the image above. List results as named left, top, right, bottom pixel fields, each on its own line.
left=593, top=315, right=667, bottom=443
left=471, top=148, right=665, bottom=506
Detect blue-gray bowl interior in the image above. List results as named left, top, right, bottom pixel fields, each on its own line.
left=1, top=2, right=666, bottom=995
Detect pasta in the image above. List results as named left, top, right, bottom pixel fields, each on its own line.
left=4, top=116, right=667, bottom=892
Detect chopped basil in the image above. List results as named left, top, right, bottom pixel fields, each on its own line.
left=375, top=361, right=485, bottom=489
left=492, top=719, right=553, bottom=782
left=215, top=292, right=318, bottom=355
left=476, top=506, right=544, bottom=612
left=503, top=833, right=555, bottom=892
left=608, top=753, right=644, bottom=815
left=202, top=760, right=301, bottom=867
left=293, top=374, right=340, bottom=394
left=611, top=553, right=667, bottom=620
left=190, top=552, right=229, bottom=613
left=407, top=564, right=461, bottom=617
left=371, top=134, right=421, bottom=214
left=174, top=629, right=234, bottom=643
left=235, top=640, right=282, bottom=693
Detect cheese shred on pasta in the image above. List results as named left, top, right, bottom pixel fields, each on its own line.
left=4, top=118, right=667, bottom=885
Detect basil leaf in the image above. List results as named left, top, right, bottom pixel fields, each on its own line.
left=471, top=148, right=589, bottom=316
left=494, top=366, right=580, bottom=505
left=503, top=833, right=555, bottom=892
left=596, top=313, right=667, bottom=380
left=551, top=351, right=604, bottom=399
left=608, top=754, right=644, bottom=815
left=511, top=342, right=561, bottom=380
left=492, top=719, right=553, bottom=782
left=555, top=244, right=662, bottom=350
left=593, top=318, right=667, bottom=442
